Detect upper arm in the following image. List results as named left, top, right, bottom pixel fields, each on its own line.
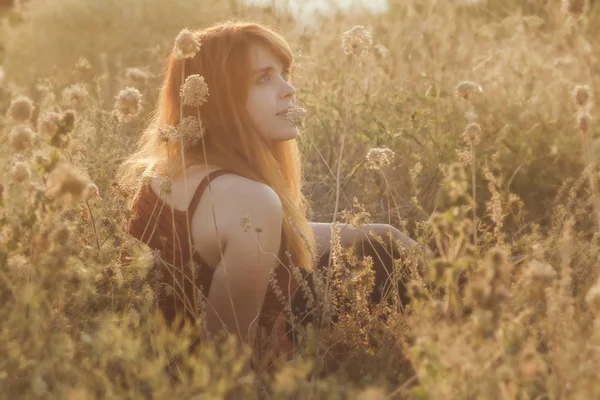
left=203, top=182, right=284, bottom=345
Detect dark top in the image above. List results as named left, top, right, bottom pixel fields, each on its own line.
left=121, top=168, right=297, bottom=373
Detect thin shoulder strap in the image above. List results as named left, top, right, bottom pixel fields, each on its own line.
left=187, top=168, right=233, bottom=222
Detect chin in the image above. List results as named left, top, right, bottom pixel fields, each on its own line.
left=273, top=128, right=298, bottom=142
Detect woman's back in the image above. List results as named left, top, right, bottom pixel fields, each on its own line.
left=124, top=164, right=299, bottom=373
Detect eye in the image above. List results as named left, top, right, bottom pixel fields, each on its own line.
left=281, top=71, right=290, bottom=81
left=259, top=73, right=271, bottom=83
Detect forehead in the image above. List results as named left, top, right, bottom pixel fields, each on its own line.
left=247, top=41, right=284, bottom=69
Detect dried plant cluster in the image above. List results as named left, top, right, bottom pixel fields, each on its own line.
left=0, top=0, right=600, bottom=399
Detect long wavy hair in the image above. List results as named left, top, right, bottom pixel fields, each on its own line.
left=114, top=20, right=317, bottom=272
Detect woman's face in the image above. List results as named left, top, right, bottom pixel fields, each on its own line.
left=246, top=42, right=298, bottom=142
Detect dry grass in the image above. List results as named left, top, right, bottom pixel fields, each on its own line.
left=1, top=0, right=600, bottom=398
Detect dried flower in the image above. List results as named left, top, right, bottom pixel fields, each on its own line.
left=11, top=161, right=31, bottom=184
left=53, top=224, right=71, bottom=246
left=181, top=74, right=209, bottom=107
left=9, top=124, right=35, bottom=152
left=286, top=105, right=307, bottom=128
left=578, top=112, right=591, bottom=134
left=125, top=68, right=150, bottom=89
left=462, top=122, right=483, bottom=146
left=342, top=25, right=372, bottom=56
left=79, top=245, right=95, bottom=260
left=158, top=176, right=172, bottom=196
left=410, top=161, right=423, bottom=180
left=526, top=260, right=556, bottom=283
left=45, top=162, right=90, bottom=204
left=240, top=214, right=252, bottom=232
left=562, top=0, right=586, bottom=16
left=174, top=28, right=200, bottom=60
left=61, top=84, right=88, bottom=108
left=455, top=81, right=482, bottom=101
left=86, top=183, right=101, bottom=200
left=456, top=147, right=472, bottom=165
left=76, top=57, right=91, bottom=70
left=8, top=95, right=34, bottom=122
left=573, top=85, right=591, bottom=107
left=157, top=125, right=177, bottom=143
left=38, top=111, right=62, bottom=137
left=114, top=87, right=143, bottom=123
left=374, top=44, right=389, bottom=58
left=585, top=283, right=600, bottom=315
left=366, top=147, right=395, bottom=170
left=176, top=116, right=205, bottom=147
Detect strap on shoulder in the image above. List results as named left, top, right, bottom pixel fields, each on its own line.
left=187, top=168, right=234, bottom=222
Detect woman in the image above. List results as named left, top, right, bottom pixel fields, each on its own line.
left=114, top=20, right=425, bottom=379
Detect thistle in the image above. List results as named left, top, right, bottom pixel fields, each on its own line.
left=10, top=161, right=31, bottom=184
left=61, top=84, right=88, bottom=108
left=573, top=85, right=591, bottom=108
left=45, top=162, right=90, bottom=204
left=125, top=68, right=150, bottom=89
left=38, top=111, right=62, bottom=137
left=455, top=81, right=482, bottom=101
left=180, top=74, right=209, bottom=107
left=176, top=116, right=205, bottom=147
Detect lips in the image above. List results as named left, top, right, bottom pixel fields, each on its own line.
left=276, top=108, right=291, bottom=116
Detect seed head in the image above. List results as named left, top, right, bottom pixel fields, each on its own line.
left=573, top=85, right=591, bottom=107
left=174, top=28, right=200, bottom=60
left=455, top=81, right=482, bottom=101
left=286, top=105, right=307, bottom=128
left=157, top=124, right=177, bottom=143
left=61, top=84, right=88, bottom=108
left=38, top=111, right=62, bottom=137
left=45, top=162, right=90, bottom=204
left=125, top=68, right=150, bottom=89
left=180, top=74, right=209, bottom=107
left=366, top=147, right=395, bottom=171
left=11, top=161, right=31, bottom=184
left=53, top=224, right=71, bottom=246
left=9, top=124, right=36, bottom=152
left=86, top=183, right=101, bottom=200
left=585, top=283, right=600, bottom=315
left=176, top=116, right=205, bottom=147
left=8, top=95, right=35, bottom=122
left=578, top=112, right=591, bottom=135
left=342, top=25, right=372, bottom=56
left=526, top=260, right=556, bottom=284
left=114, top=87, right=143, bottom=123
left=158, top=176, right=172, bottom=196
left=462, top=122, right=483, bottom=146
left=240, top=214, right=252, bottom=232
left=562, top=0, right=586, bottom=16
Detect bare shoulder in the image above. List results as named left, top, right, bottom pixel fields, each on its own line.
left=189, top=172, right=283, bottom=255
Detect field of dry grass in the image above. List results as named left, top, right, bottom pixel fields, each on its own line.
left=1, top=0, right=600, bottom=398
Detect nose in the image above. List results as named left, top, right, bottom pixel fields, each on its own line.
left=282, top=81, right=296, bottom=100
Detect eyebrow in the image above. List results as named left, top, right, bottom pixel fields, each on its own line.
left=252, top=65, right=288, bottom=76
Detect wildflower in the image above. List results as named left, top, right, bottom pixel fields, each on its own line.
left=157, top=124, right=177, bottom=143
left=578, top=112, right=591, bottom=134
left=562, top=0, right=586, bottom=16
left=374, top=44, right=389, bottom=58
left=573, top=85, right=591, bottom=107
left=366, top=147, right=395, bottom=170
left=9, top=124, right=35, bottom=152
left=11, top=161, right=31, bottom=184
left=455, top=81, right=482, bottom=101
left=341, top=25, right=372, bottom=56
left=45, top=162, right=90, bottom=204
left=286, top=105, right=307, bottom=128
left=61, top=84, right=88, bottom=108
left=240, top=214, right=251, bottom=232
left=462, top=122, right=483, bottom=146
left=181, top=74, right=209, bottom=107
left=38, top=111, right=62, bottom=137
left=456, top=147, right=472, bottom=165
left=174, top=28, right=200, bottom=60
left=86, top=183, right=101, bottom=200
left=585, top=284, right=600, bottom=315
left=176, top=116, right=205, bottom=147
left=8, top=95, right=34, bottom=122
left=114, top=87, right=143, bottom=123
left=526, top=259, right=556, bottom=283
left=53, top=224, right=71, bottom=246
left=410, top=161, right=423, bottom=180
left=158, top=176, right=172, bottom=196
left=125, top=67, right=150, bottom=89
